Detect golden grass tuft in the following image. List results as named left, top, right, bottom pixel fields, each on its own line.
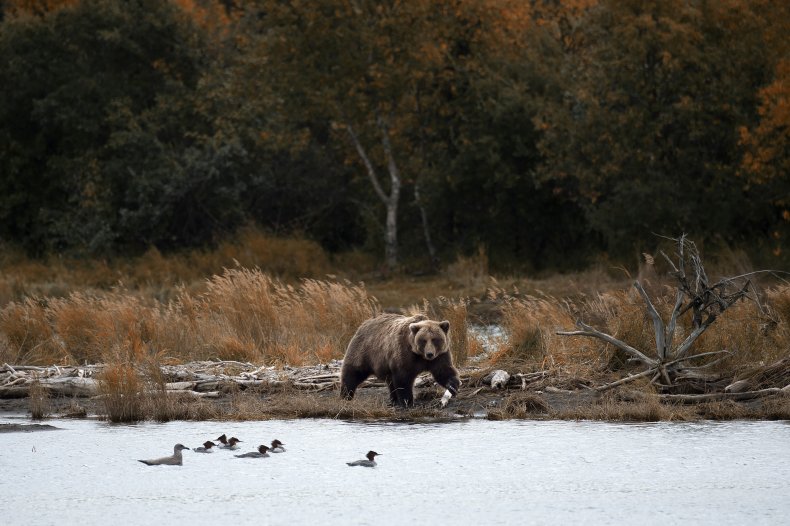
left=487, top=392, right=549, bottom=420
left=760, top=393, right=790, bottom=420
left=198, top=269, right=378, bottom=365
left=0, top=298, right=60, bottom=364
left=28, top=379, right=50, bottom=420
left=0, top=226, right=335, bottom=310
left=241, top=391, right=454, bottom=421
left=550, top=392, right=675, bottom=422
left=490, top=280, right=790, bottom=383
left=445, top=245, right=490, bottom=290
left=489, top=292, right=589, bottom=373
left=693, top=400, right=749, bottom=420
left=97, top=363, right=143, bottom=422
left=0, top=269, right=379, bottom=366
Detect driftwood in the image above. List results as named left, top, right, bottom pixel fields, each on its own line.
left=0, top=361, right=320, bottom=399
left=0, top=360, right=491, bottom=400
left=557, top=235, right=777, bottom=399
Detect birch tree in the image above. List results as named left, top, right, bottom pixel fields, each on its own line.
left=243, top=0, right=530, bottom=271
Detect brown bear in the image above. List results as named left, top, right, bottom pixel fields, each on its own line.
left=340, top=313, right=460, bottom=407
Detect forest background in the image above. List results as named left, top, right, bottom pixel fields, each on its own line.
left=1, top=0, right=788, bottom=275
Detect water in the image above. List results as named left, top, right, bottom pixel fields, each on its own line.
left=1, top=417, right=788, bottom=525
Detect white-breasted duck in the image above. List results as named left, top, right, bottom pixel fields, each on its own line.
left=138, top=444, right=190, bottom=466
left=346, top=451, right=380, bottom=467
left=216, top=434, right=243, bottom=450
left=234, top=445, right=270, bottom=458
left=220, top=437, right=243, bottom=450
left=270, top=439, right=286, bottom=453
left=193, top=441, right=216, bottom=453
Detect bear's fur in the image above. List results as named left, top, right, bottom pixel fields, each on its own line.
left=340, top=313, right=460, bottom=407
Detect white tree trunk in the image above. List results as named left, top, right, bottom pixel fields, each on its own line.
left=346, top=118, right=402, bottom=272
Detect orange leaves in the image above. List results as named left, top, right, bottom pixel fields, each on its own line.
left=740, top=59, right=790, bottom=184
left=172, top=0, right=232, bottom=36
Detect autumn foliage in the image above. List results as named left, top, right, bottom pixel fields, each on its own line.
left=0, top=0, right=788, bottom=268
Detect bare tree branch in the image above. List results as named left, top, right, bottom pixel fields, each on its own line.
left=634, top=282, right=666, bottom=359
left=556, top=320, right=657, bottom=367
left=595, top=368, right=657, bottom=392
left=346, top=123, right=388, bottom=205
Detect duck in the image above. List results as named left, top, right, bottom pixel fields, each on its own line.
left=193, top=441, right=216, bottom=453
left=216, top=434, right=243, bottom=450
left=234, top=445, right=270, bottom=458
left=269, top=439, right=286, bottom=453
left=138, top=444, right=190, bottom=466
left=346, top=450, right=380, bottom=468
left=220, top=437, right=243, bottom=450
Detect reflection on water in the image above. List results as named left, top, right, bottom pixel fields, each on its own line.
left=1, top=417, right=788, bottom=525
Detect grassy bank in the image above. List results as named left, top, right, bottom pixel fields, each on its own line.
left=2, top=231, right=789, bottom=422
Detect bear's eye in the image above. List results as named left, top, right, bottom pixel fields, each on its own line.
left=432, top=338, right=442, bottom=348
left=417, top=339, right=426, bottom=347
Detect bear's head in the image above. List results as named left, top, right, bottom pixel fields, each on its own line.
left=408, top=319, right=450, bottom=361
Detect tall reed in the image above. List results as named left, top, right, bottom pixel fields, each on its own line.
left=28, top=379, right=50, bottom=420
left=97, top=363, right=143, bottom=422
left=492, top=282, right=790, bottom=379
left=0, top=269, right=379, bottom=366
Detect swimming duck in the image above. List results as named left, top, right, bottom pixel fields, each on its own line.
left=346, top=451, right=380, bottom=468
left=216, top=435, right=243, bottom=450
left=193, top=441, right=216, bottom=453
left=234, top=445, right=270, bottom=458
left=220, top=437, right=243, bottom=450
left=138, top=444, right=190, bottom=466
left=270, top=439, right=286, bottom=453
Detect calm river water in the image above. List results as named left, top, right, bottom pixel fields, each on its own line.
left=1, top=417, right=788, bottom=525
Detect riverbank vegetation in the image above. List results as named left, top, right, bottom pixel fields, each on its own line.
left=1, top=233, right=788, bottom=422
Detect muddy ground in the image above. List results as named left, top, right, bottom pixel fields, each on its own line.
left=2, top=378, right=788, bottom=424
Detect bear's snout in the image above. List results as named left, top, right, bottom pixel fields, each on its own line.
left=425, top=351, right=435, bottom=359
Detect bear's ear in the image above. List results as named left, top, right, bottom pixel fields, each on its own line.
left=409, top=323, right=421, bottom=335
left=439, top=321, right=450, bottom=334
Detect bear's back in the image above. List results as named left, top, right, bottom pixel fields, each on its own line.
left=344, top=313, right=425, bottom=368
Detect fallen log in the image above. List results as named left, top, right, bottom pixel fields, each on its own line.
left=0, top=377, right=99, bottom=398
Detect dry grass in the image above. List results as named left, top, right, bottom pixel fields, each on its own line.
left=28, top=379, right=50, bottom=420
left=550, top=397, right=677, bottom=422
left=760, top=393, right=790, bottom=420
left=143, top=392, right=222, bottom=422
left=490, top=281, right=790, bottom=386
left=489, top=292, right=596, bottom=375
left=113, top=389, right=455, bottom=422
left=0, top=270, right=379, bottom=366
left=487, top=391, right=550, bottom=420
left=0, top=226, right=334, bottom=308
left=97, top=363, right=143, bottom=422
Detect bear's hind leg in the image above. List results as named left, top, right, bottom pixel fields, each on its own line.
left=340, top=368, right=370, bottom=400
left=391, top=373, right=416, bottom=408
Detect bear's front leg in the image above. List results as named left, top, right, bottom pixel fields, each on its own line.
left=384, top=377, right=400, bottom=406
left=429, top=354, right=460, bottom=398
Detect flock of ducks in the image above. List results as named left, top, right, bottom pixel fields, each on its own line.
left=137, top=434, right=380, bottom=468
